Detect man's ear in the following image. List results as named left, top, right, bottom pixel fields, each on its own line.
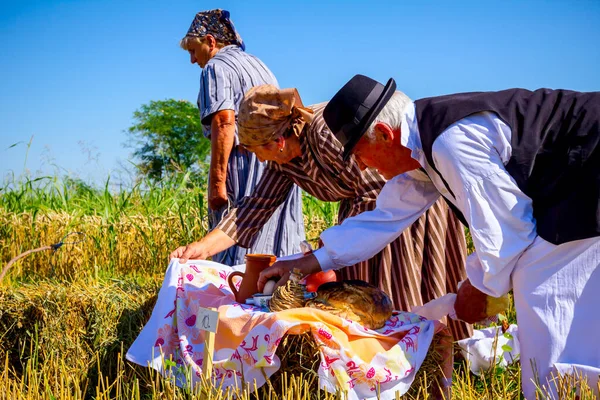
left=374, top=122, right=395, bottom=145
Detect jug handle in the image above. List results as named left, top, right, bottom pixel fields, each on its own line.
left=227, top=271, right=245, bottom=299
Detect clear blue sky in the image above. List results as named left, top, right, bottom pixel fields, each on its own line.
left=2, top=0, right=600, bottom=185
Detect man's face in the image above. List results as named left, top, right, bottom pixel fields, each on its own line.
left=187, top=38, right=213, bottom=68
left=352, top=126, right=418, bottom=179
left=352, top=138, right=398, bottom=179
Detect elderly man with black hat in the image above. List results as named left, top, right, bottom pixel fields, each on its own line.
left=259, top=75, right=600, bottom=398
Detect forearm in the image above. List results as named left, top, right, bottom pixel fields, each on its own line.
left=209, top=110, right=236, bottom=192
left=199, top=228, right=237, bottom=258
left=317, top=173, right=440, bottom=270
left=169, top=228, right=236, bottom=262
left=433, top=119, right=537, bottom=297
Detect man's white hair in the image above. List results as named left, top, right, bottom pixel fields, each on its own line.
left=364, top=91, right=412, bottom=141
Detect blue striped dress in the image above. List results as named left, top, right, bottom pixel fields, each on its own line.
left=198, top=45, right=305, bottom=265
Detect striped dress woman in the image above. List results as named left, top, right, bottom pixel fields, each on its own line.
left=220, top=101, right=472, bottom=340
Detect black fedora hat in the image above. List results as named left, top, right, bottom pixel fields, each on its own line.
left=324, top=74, right=396, bottom=161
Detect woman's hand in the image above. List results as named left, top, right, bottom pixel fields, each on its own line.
left=208, top=182, right=228, bottom=211
left=257, top=254, right=322, bottom=292
left=169, top=241, right=209, bottom=263
left=169, top=229, right=236, bottom=264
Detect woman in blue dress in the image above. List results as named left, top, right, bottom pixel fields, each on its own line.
left=177, top=9, right=305, bottom=265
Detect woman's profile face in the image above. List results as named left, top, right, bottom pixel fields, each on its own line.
left=244, top=141, right=281, bottom=163
left=187, top=39, right=213, bottom=68
left=244, top=139, right=293, bottom=165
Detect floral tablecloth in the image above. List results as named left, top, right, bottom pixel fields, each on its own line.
left=126, top=259, right=443, bottom=400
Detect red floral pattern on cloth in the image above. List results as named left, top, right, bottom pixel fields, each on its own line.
left=126, top=260, right=444, bottom=399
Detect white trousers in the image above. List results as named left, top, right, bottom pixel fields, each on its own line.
left=512, top=236, right=600, bottom=399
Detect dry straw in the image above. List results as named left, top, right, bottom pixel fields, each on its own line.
left=0, top=211, right=329, bottom=283
left=0, top=211, right=202, bottom=281
left=1, top=182, right=596, bottom=399
left=0, top=279, right=159, bottom=395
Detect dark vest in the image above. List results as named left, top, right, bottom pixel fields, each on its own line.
left=415, top=88, right=600, bottom=245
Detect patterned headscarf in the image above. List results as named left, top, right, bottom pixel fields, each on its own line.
left=184, top=9, right=245, bottom=51
left=238, top=85, right=314, bottom=147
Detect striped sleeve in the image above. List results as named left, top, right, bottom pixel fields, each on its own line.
left=216, top=166, right=295, bottom=247
left=309, top=122, right=384, bottom=217
left=198, top=63, right=236, bottom=135
left=347, top=167, right=386, bottom=216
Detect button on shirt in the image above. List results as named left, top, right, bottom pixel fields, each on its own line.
left=313, top=102, right=539, bottom=297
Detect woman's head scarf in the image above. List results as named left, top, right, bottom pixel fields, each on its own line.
left=184, top=9, right=245, bottom=51
left=238, top=85, right=314, bottom=147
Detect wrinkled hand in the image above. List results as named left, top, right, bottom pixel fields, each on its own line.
left=208, top=183, right=228, bottom=211
left=454, top=279, right=489, bottom=324
left=169, top=241, right=209, bottom=264
left=257, top=254, right=322, bottom=292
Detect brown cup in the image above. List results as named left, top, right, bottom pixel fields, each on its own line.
left=228, top=254, right=277, bottom=303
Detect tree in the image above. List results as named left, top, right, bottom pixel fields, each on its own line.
left=127, top=99, right=210, bottom=181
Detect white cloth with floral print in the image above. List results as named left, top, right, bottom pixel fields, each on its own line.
left=126, top=259, right=445, bottom=399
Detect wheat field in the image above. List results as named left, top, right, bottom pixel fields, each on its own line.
left=1, top=174, right=597, bottom=399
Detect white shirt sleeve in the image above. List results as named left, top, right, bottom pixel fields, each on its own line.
left=315, top=171, right=441, bottom=271
left=432, top=116, right=538, bottom=297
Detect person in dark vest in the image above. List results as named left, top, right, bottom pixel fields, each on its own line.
left=258, top=74, right=600, bottom=399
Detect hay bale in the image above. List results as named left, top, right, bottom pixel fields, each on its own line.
left=0, top=279, right=158, bottom=392
left=265, top=332, right=321, bottom=395
left=404, top=332, right=450, bottom=399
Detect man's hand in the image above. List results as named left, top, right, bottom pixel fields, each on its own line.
left=454, top=279, right=489, bottom=324
left=257, top=254, right=322, bottom=292
left=169, top=241, right=209, bottom=263
left=208, top=182, right=228, bottom=211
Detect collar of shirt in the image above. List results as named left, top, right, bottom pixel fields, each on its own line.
left=400, top=102, right=459, bottom=201
left=400, top=103, right=428, bottom=168
left=220, top=44, right=240, bottom=52
left=214, top=44, right=241, bottom=59
left=293, top=128, right=321, bottom=182
left=400, top=103, right=434, bottom=183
